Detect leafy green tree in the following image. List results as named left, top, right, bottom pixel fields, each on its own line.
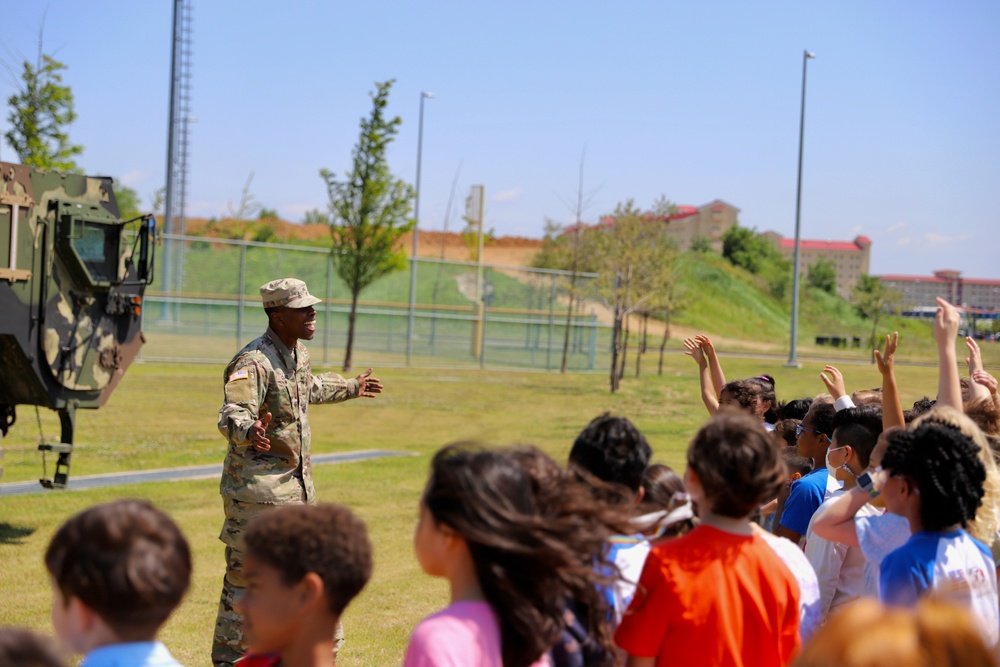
left=853, top=275, right=902, bottom=362
left=258, top=207, right=279, bottom=220
left=721, top=226, right=790, bottom=299
left=321, top=80, right=414, bottom=372
left=5, top=52, right=83, bottom=171
left=807, top=257, right=838, bottom=294
left=586, top=200, right=679, bottom=392
left=113, top=181, right=142, bottom=221
left=689, top=235, right=713, bottom=253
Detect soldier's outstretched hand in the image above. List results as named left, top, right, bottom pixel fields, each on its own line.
left=249, top=412, right=271, bottom=451
left=356, top=368, right=383, bottom=398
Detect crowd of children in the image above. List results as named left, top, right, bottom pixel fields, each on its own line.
left=5, top=294, right=1000, bottom=667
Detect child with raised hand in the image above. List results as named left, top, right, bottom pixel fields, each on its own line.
left=874, top=332, right=906, bottom=429
left=965, top=336, right=992, bottom=403
left=683, top=335, right=778, bottom=428
left=877, top=418, right=998, bottom=646
left=405, top=443, right=618, bottom=667
left=615, top=412, right=801, bottom=667
left=235, top=504, right=373, bottom=667
left=44, top=499, right=191, bottom=667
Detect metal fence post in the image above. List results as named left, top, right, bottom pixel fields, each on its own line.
left=324, top=252, right=333, bottom=365
left=547, top=275, right=555, bottom=370
left=588, top=311, right=597, bottom=371
left=237, top=241, right=247, bottom=349
left=480, top=267, right=489, bottom=370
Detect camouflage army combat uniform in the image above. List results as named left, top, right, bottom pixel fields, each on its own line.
left=212, top=280, right=361, bottom=667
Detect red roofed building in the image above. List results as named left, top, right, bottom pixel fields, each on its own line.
left=598, top=199, right=740, bottom=253
left=880, top=271, right=1000, bottom=311
left=762, top=231, right=872, bottom=299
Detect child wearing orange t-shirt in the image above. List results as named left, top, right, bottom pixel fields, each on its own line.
left=615, top=412, right=801, bottom=667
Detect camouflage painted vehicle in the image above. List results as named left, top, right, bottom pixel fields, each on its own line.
left=0, top=162, right=155, bottom=488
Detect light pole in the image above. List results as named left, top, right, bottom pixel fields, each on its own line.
left=406, top=91, right=434, bottom=366
left=786, top=50, right=815, bottom=368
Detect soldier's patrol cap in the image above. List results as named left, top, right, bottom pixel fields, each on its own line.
left=260, top=278, right=321, bottom=309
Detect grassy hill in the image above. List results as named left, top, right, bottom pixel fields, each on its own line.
left=670, top=250, right=994, bottom=365
left=163, top=218, right=997, bottom=367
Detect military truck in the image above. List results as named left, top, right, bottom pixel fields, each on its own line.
left=0, top=162, right=155, bottom=488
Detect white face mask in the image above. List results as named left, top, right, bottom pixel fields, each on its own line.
left=825, top=445, right=857, bottom=478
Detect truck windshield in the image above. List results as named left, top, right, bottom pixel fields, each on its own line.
left=71, top=220, right=119, bottom=284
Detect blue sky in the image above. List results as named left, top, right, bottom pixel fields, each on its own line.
left=2, top=1, right=998, bottom=278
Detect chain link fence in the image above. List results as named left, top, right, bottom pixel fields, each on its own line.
left=141, top=234, right=610, bottom=371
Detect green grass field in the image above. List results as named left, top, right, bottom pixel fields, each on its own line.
left=0, top=352, right=982, bottom=666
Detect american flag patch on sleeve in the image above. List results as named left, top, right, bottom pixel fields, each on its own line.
left=229, top=368, right=250, bottom=382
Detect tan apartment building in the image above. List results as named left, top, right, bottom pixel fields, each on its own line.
left=662, top=200, right=740, bottom=252
left=880, top=270, right=1000, bottom=311
left=598, top=199, right=740, bottom=252
left=762, top=232, right=872, bottom=299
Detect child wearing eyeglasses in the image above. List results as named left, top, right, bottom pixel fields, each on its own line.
left=772, top=399, right=837, bottom=546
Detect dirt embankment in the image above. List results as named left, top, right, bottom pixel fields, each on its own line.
left=402, top=230, right=544, bottom=267
left=180, top=218, right=545, bottom=266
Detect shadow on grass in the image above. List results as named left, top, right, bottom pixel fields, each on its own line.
left=0, top=522, right=36, bottom=544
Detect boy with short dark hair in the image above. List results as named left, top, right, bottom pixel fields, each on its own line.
left=568, top=413, right=653, bottom=623
left=616, top=412, right=800, bottom=667
left=568, top=412, right=651, bottom=500
left=804, top=405, right=883, bottom=622
left=44, top=499, right=191, bottom=667
left=236, top=503, right=374, bottom=667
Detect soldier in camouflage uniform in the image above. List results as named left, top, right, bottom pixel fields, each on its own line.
left=212, top=278, right=383, bottom=667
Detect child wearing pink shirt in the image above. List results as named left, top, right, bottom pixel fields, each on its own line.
left=404, top=444, right=620, bottom=667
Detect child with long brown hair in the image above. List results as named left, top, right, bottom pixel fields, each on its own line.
left=404, top=443, right=622, bottom=667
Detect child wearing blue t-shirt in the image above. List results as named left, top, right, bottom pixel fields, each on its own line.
left=877, top=417, right=998, bottom=646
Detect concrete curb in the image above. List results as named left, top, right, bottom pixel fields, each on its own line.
left=0, top=449, right=414, bottom=497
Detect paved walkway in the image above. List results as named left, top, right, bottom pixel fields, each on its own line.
left=0, top=449, right=412, bottom=497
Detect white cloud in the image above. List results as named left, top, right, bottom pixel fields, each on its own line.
left=896, top=236, right=912, bottom=246
left=851, top=225, right=863, bottom=234
left=886, top=221, right=905, bottom=233
left=925, top=232, right=972, bottom=244
left=492, top=187, right=523, bottom=203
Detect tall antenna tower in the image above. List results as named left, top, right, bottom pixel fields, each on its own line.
left=161, top=0, right=194, bottom=322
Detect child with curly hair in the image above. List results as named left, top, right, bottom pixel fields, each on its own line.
left=877, top=420, right=998, bottom=646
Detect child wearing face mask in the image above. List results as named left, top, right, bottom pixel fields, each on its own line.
left=803, top=406, right=883, bottom=622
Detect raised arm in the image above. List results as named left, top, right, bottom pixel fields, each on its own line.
left=695, top=334, right=727, bottom=399
left=973, top=369, right=999, bottom=412
left=874, top=332, right=905, bottom=429
left=934, top=298, right=963, bottom=411
left=965, top=337, right=991, bottom=402
left=684, top=337, right=718, bottom=416
left=809, top=485, right=871, bottom=548
left=820, top=365, right=855, bottom=411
